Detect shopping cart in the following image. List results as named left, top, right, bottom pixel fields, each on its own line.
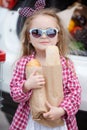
left=0, top=50, right=6, bottom=108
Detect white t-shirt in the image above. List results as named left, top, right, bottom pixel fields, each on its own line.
left=26, top=113, right=67, bottom=130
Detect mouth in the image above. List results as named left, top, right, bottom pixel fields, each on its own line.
left=40, top=42, right=49, bottom=45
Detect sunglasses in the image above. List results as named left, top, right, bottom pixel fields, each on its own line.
left=29, top=28, right=59, bottom=38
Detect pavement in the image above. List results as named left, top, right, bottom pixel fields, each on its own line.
left=0, top=111, right=9, bottom=130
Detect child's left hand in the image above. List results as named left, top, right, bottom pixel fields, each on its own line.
left=43, top=101, right=65, bottom=121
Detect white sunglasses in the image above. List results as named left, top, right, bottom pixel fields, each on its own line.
left=29, top=28, right=59, bottom=38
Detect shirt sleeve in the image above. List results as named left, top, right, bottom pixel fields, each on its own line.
left=59, top=59, right=81, bottom=117
left=10, top=58, right=32, bottom=103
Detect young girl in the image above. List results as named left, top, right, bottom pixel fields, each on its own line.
left=9, top=2, right=81, bottom=130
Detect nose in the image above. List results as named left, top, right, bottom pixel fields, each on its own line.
left=41, top=32, right=47, bottom=38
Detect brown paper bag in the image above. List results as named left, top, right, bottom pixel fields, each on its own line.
left=26, top=65, right=47, bottom=118
left=26, top=46, right=64, bottom=127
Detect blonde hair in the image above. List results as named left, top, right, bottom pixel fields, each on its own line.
left=20, top=8, right=69, bottom=57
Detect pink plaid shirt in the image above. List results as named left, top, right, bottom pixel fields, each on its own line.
left=9, top=55, right=81, bottom=130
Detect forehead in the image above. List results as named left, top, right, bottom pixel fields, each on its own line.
left=30, top=15, right=58, bottom=29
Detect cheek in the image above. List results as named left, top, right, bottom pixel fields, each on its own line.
left=29, top=36, right=34, bottom=43
left=30, top=37, right=38, bottom=44
left=56, top=35, right=59, bottom=42
left=52, top=36, right=59, bottom=45
left=29, top=35, right=38, bottom=42
left=29, top=37, right=38, bottom=47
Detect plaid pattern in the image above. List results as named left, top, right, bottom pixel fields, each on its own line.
left=9, top=55, right=81, bottom=130
left=19, top=0, right=46, bottom=17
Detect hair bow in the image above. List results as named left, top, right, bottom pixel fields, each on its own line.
left=19, top=0, right=46, bottom=17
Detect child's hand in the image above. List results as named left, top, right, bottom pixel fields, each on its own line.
left=43, top=101, right=65, bottom=121
left=24, top=70, right=45, bottom=92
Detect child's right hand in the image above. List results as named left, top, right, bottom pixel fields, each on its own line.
left=23, top=70, right=45, bottom=92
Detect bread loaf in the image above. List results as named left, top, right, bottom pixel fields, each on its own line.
left=26, top=59, right=41, bottom=78
left=46, top=45, right=60, bottom=65
left=26, top=59, right=41, bottom=67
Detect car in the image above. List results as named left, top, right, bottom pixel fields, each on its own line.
left=0, top=6, right=20, bottom=123
left=0, top=1, right=87, bottom=130
left=57, top=4, right=87, bottom=130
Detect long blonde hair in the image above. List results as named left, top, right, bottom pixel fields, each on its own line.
left=20, top=8, right=69, bottom=57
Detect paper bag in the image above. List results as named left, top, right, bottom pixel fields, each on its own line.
left=26, top=46, right=64, bottom=127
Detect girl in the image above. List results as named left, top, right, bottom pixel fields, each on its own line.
left=9, top=1, right=81, bottom=130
